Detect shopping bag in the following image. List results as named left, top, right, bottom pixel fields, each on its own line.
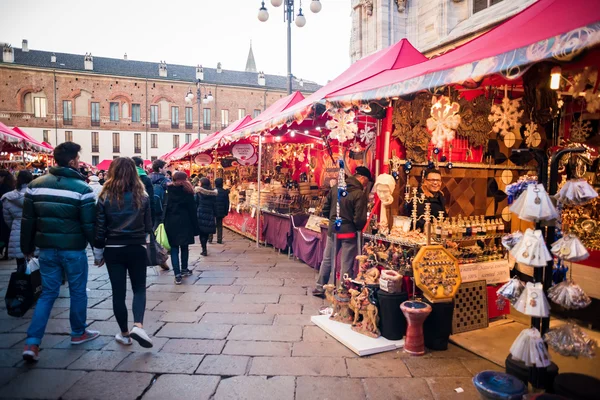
left=4, top=268, right=42, bottom=318
left=154, top=223, right=171, bottom=251
left=146, top=233, right=169, bottom=267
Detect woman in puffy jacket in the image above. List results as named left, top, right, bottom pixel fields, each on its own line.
left=94, top=157, right=153, bottom=349
left=195, top=177, right=217, bottom=256
left=1, top=171, right=33, bottom=271
left=164, top=171, right=199, bottom=285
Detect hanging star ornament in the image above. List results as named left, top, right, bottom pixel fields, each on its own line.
left=524, top=122, right=542, bottom=148
left=326, top=110, right=358, bottom=143
left=426, top=95, right=461, bottom=147
left=570, top=118, right=593, bottom=143
left=358, top=125, right=375, bottom=145
left=489, top=96, right=524, bottom=138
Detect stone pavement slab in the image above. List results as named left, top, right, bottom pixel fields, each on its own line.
left=250, top=356, right=346, bottom=376
left=159, top=311, right=204, bottom=323
left=200, top=270, right=257, bottom=278
left=274, top=314, right=314, bottom=326
left=279, top=294, right=325, bottom=307
left=295, top=377, right=366, bottom=400
left=363, top=377, right=435, bottom=400
left=232, top=293, right=280, bottom=304
left=198, top=303, right=265, bottom=314
left=153, top=300, right=201, bottom=312
left=200, top=312, right=275, bottom=325
left=55, top=308, right=115, bottom=321
left=116, top=352, right=203, bottom=373
left=160, top=339, right=225, bottom=355
left=206, top=285, right=243, bottom=294
left=234, top=278, right=284, bottom=286
left=177, top=292, right=234, bottom=303
left=292, top=341, right=356, bottom=358
left=0, top=333, right=24, bottom=348
left=147, top=284, right=208, bottom=293
left=222, top=340, right=292, bottom=357
left=242, top=285, right=307, bottom=295
left=195, top=277, right=237, bottom=286
left=264, top=304, right=302, bottom=315
left=67, top=350, right=131, bottom=371
left=425, top=377, right=481, bottom=400
left=102, top=336, right=169, bottom=353
left=62, top=371, right=153, bottom=400
left=460, top=358, right=503, bottom=375
left=0, top=369, right=87, bottom=399
left=302, top=326, right=336, bottom=342
left=228, top=325, right=302, bottom=342
left=213, top=376, right=295, bottom=400
left=144, top=291, right=183, bottom=301
left=143, top=374, right=220, bottom=400
left=16, top=348, right=85, bottom=369
left=346, top=358, right=412, bottom=378
left=0, top=367, right=24, bottom=388
left=156, top=322, right=232, bottom=339
left=54, top=334, right=115, bottom=350
left=404, top=358, right=473, bottom=377
left=195, top=354, right=250, bottom=375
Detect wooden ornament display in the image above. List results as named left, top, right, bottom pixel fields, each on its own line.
left=412, top=245, right=461, bottom=303
left=452, top=280, right=489, bottom=334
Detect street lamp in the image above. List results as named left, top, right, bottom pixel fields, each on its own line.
left=186, top=66, right=214, bottom=141
left=257, top=0, right=321, bottom=94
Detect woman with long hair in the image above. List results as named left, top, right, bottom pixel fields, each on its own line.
left=164, top=171, right=199, bottom=284
left=195, top=177, right=217, bottom=256
left=1, top=170, right=33, bottom=271
left=94, top=157, right=153, bottom=348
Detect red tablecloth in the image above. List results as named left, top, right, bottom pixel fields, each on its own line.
left=223, top=211, right=264, bottom=241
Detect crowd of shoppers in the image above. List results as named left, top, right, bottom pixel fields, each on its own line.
left=8, top=142, right=230, bottom=362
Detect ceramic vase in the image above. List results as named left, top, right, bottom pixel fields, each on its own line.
left=400, top=300, right=432, bottom=356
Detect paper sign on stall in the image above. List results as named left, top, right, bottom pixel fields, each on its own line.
left=232, top=144, right=255, bottom=160
left=251, top=207, right=256, bottom=218
left=460, top=260, right=510, bottom=284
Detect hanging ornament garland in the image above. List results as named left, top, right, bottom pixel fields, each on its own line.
left=426, top=95, right=461, bottom=147
left=458, top=97, right=492, bottom=148
left=524, top=121, right=542, bottom=148
left=326, top=109, right=358, bottom=143
left=489, top=87, right=524, bottom=138
left=358, top=125, right=376, bottom=145
left=392, top=94, right=430, bottom=163
left=570, top=117, right=593, bottom=143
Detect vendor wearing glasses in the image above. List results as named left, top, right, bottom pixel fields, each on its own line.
left=405, top=169, right=446, bottom=231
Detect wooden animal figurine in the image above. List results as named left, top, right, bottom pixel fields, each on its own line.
left=348, top=287, right=380, bottom=338
left=323, top=284, right=354, bottom=324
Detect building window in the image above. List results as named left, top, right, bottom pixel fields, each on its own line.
left=92, top=156, right=99, bottom=166
left=134, top=133, right=142, bottom=154
left=34, top=97, right=47, bottom=118
left=173, top=135, right=180, bottom=149
left=91, top=102, right=100, bottom=126
left=151, top=134, right=158, bottom=148
left=110, top=102, right=120, bottom=121
left=91, top=131, right=99, bottom=152
left=253, top=109, right=261, bottom=118
left=132, top=104, right=141, bottom=122
left=185, top=107, right=193, bottom=129
left=65, top=131, right=73, bottom=142
left=473, top=0, right=503, bottom=13
left=185, top=134, right=192, bottom=144
left=150, top=105, right=159, bottom=128
left=203, top=108, right=211, bottom=130
left=221, top=109, right=229, bottom=129
left=112, top=132, right=120, bottom=153
left=63, top=100, right=73, bottom=125
left=238, top=109, right=246, bottom=119
left=171, top=106, right=179, bottom=128
left=151, top=156, right=157, bottom=161
left=42, top=130, right=50, bottom=144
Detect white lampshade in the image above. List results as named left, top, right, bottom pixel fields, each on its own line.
left=187, top=92, right=194, bottom=100
left=271, top=0, right=283, bottom=7
left=310, top=0, right=321, bottom=13
left=295, top=12, right=306, bottom=27
left=258, top=5, right=269, bottom=22
left=207, top=92, right=214, bottom=101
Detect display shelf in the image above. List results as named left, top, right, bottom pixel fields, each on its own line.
left=396, top=159, right=536, bottom=171
left=363, top=233, right=436, bottom=248
left=443, top=233, right=505, bottom=242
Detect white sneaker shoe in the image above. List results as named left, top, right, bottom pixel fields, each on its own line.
left=130, top=326, right=153, bottom=348
left=115, top=333, right=132, bottom=346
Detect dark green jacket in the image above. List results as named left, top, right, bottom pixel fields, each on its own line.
left=21, top=167, right=96, bottom=254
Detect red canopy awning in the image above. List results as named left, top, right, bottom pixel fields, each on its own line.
left=12, top=127, right=53, bottom=153
left=231, top=40, right=427, bottom=137
left=189, top=115, right=253, bottom=156
left=96, top=159, right=113, bottom=171
left=0, top=122, right=25, bottom=150
left=166, top=139, right=200, bottom=162
left=327, top=0, right=600, bottom=102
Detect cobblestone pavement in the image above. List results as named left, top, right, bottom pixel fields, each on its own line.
left=0, top=230, right=498, bottom=399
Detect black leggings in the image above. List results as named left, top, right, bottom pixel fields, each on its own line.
left=199, top=234, right=209, bottom=251
left=104, top=245, right=147, bottom=333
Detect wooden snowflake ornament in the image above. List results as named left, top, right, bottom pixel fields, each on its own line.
left=570, top=118, right=592, bottom=143
left=524, top=122, right=542, bottom=148
left=489, top=96, right=524, bottom=138
left=326, top=110, right=358, bottom=143
left=426, top=96, right=461, bottom=147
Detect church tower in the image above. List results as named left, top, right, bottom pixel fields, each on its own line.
left=245, top=41, right=257, bottom=73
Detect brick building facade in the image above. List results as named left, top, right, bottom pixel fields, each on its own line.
left=0, top=42, right=319, bottom=166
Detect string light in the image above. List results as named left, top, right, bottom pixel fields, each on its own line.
left=290, top=131, right=296, bottom=137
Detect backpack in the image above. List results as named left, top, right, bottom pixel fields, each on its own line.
left=152, top=178, right=167, bottom=216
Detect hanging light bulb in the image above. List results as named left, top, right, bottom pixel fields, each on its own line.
left=550, top=66, right=562, bottom=90
left=295, top=7, right=306, bottom=27
left=258, top=1, right=269, bottom=22
left=275, top=136, right=281, bottom=141
left=310, top=0, right=321, bottom=13
left=290, top=131, right=296, bottom=137
left=207, top=91, right=214, bottom=102
left=271, top=0, right=283, bottom=6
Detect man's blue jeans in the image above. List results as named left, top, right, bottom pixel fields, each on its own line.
left=25, top=249, right=89, bottom=346
left=170, top=245, right=189, bottom=277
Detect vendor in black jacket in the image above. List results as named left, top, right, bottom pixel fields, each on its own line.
left=405, top=169, right=446, bottom=231
left=312, top=166, right=371, bottom=297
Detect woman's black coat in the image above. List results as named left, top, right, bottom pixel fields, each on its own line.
left=163, top=185, right=199, bottom=246
left=195, top=186, right=217, bottom=235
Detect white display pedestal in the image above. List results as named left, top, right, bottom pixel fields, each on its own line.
left=311, top=314, right=405, bottom=356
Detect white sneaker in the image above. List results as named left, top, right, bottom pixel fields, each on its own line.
left=130, top=326, right=153, bottom=348
left=115, top=333, right=132, bottom=346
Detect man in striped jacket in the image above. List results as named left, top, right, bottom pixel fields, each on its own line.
left=20, top=142, right=100, bottom=362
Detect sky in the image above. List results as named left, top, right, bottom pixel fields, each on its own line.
left=0, top=0, right=352, bottom=85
